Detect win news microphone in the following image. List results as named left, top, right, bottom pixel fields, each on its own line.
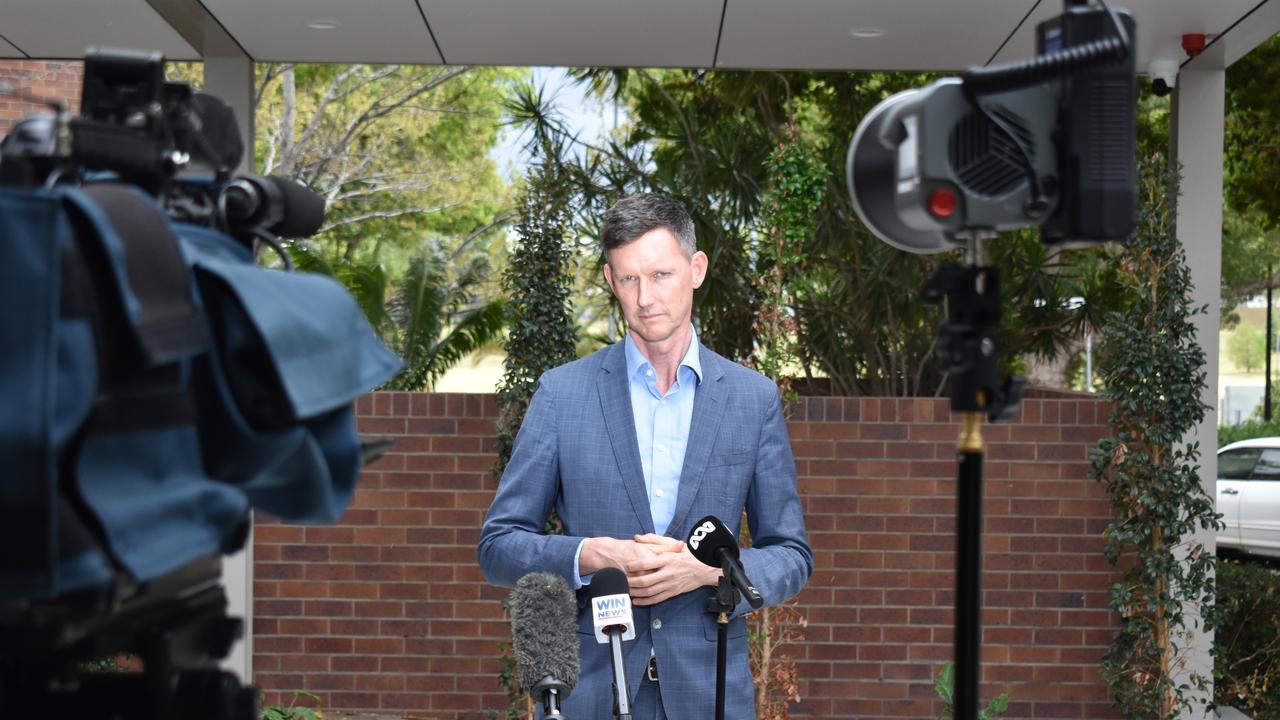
left=687, top=515, right=765, bottom=609
left=509, top=572, right=579, bottom=718
left=590, top=567, right=636, bottom=720
left=221, top=174, right=326, bottom=238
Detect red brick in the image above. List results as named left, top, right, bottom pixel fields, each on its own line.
left=432, top=436, right=482, bottom=454
left=255, top=525, right=306, bottom=544
left=405, top=454, right=457, bottom=472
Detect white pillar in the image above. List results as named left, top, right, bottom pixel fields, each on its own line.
left=1171, top=66, right=1225, bottom=718
left=202, top=53, right=255, bottom=684
left=202, top=55, right=254, bottom=175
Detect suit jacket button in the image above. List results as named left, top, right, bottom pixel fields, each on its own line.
left=652, top=619, right=662, bottom=630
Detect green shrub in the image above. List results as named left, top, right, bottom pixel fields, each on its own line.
left=260, top=690, right=324, bottom=720
left=1214, top=558, right=1280, bottom=717
left=1219, top=418, right=1280, bottom=448
left=933, top=662, right=1009, bottom=720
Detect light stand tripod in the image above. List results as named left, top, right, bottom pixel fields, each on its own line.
left=920, top=234, right=1024, bottom=720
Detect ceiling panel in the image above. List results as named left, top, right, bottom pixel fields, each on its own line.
left=990, top=0, right=1264, bottom=71
left=0, top=0, right=1267, bottom=72
left=717, top=0, right=1039, bottom=71
left=0, top=0, right=195, bottom=60
left=202, top=0, right=443, bottom=64
left=0, top=36, right=24, bottom=59
left=420, top=0, right=723, bottom=68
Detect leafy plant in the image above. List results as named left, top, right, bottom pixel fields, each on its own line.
left=383, top=249, right=506, bottom=391
left=1226, top=323, right=1265, bottom=373
left=493, top=139, right=578, bottom=476
left=749, top=600, right=807, bottom=720
left=738, top=122, right=817, bottom=720
left=1219, top=418, right=1280, bottom=447
left=1090, top=154, right=1221, bottom=719
left=933, top=662, right=1009, bottom=720
left=750, top=118, right=827, bottom=401
left=495, top=636, right=532, bottom=720
left=288, top=240, right=505, bottom=391
left=260, top=690, right=324, bottom=720
left=491, top=139, right=578, bottom=718
left=1213, top=558, right=1280, bottom=718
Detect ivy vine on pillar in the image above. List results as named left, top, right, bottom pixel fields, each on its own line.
left=1090, top=153, right=1221, bottom=719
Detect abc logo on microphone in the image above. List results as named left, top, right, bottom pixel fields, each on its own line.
left=688, top=520, right=715, bottom=550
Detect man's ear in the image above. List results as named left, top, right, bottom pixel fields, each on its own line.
left=603, top=261, right=616, bottom=293
left=690, top=250, right=709, bottom=290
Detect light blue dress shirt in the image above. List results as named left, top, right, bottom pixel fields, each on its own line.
left=573, top=331, right=703, bottom=587
left=622, top=332, right=702, bottom=536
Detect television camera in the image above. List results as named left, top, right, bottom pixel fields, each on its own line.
left=0, top=48, right=400, bottom=719
left=846, top=2, right=1137, bottom=719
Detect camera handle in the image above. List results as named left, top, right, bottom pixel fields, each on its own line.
left=920, top=232, right=1025, bottom=720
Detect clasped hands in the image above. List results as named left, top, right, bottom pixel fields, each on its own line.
left=581, top=534, right=722, bottom=606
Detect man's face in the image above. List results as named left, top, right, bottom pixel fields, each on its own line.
left=603, top=227, right=707, bottom=347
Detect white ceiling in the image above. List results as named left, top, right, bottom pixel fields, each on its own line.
left=0, top=0, right=1275, bottom=73
left=992, top=0, right=1266, bottom=71
left=0, top=0, right=195, bottom=60
left=201, top=0, right=442, bottom=65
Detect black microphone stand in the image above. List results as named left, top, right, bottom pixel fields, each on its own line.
left=920, top=234, right=1023, bottom=720
left=705, top=558, right=741, bottom=720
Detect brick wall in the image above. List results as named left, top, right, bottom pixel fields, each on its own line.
left=253, top=391, right=1120, bottom=719
left=0, top=61, right=82, bottom=135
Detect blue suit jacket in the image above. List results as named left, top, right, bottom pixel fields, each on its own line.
left=478, top=339, right=812, bottom=720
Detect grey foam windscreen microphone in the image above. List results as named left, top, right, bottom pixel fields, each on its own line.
left=510, top=572, right=580, bottom=694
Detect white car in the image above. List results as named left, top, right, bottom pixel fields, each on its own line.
left=1217, top=437, right=1280, bottom=558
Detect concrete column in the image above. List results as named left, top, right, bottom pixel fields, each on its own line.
left=202, top=55, right=254, bottom=175
left=1171, top=66, right=1225, bottom=718
left=202, top=54, right=255, bottom=683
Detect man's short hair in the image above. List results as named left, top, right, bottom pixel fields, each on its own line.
left=601, top=193, right=697, bottom=260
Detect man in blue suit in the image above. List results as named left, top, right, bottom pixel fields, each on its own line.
left=478, top=193, right=812, bottom=719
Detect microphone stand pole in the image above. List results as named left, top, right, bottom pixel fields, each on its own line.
left=706, top=560, right=740, bottom=720
left=608, top=628, right=631, bottom=720
left=532, top=677, right=571, bottom=719
left=920, top=233, right=1022, bottom=720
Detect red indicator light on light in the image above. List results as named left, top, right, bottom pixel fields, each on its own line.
left=928, top=188, right=958, bottom=218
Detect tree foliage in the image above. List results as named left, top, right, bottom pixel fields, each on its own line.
left=288, top=241, right=504, bottom=391
left=494, top=139, right=578, bottom=476
left=513, top=69, right=1100, bottom=395
left=1090, top=154, right=1220, bottom=719
left=254, top=63, right=517, bottom=264
left=1218, top=34, right=1280, bottom=322
left=1225, top=34, right=1280, bottom=234
left=1226, top=322, right=1265, bottom=374
left=245, top=63, right=521, bottom=388
left=750, top=119, right=828, bottom=399
left=1214, top=558, right=1280, bottom=718
left=490, top=139, right=579, bottom=720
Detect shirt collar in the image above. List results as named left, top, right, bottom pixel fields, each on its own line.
left=624, top=328, right=703, bottom=385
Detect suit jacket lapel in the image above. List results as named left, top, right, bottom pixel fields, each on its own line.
left=667, top=345, right=727, bottom=538
left=598, top=342, right=655, bottom=535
